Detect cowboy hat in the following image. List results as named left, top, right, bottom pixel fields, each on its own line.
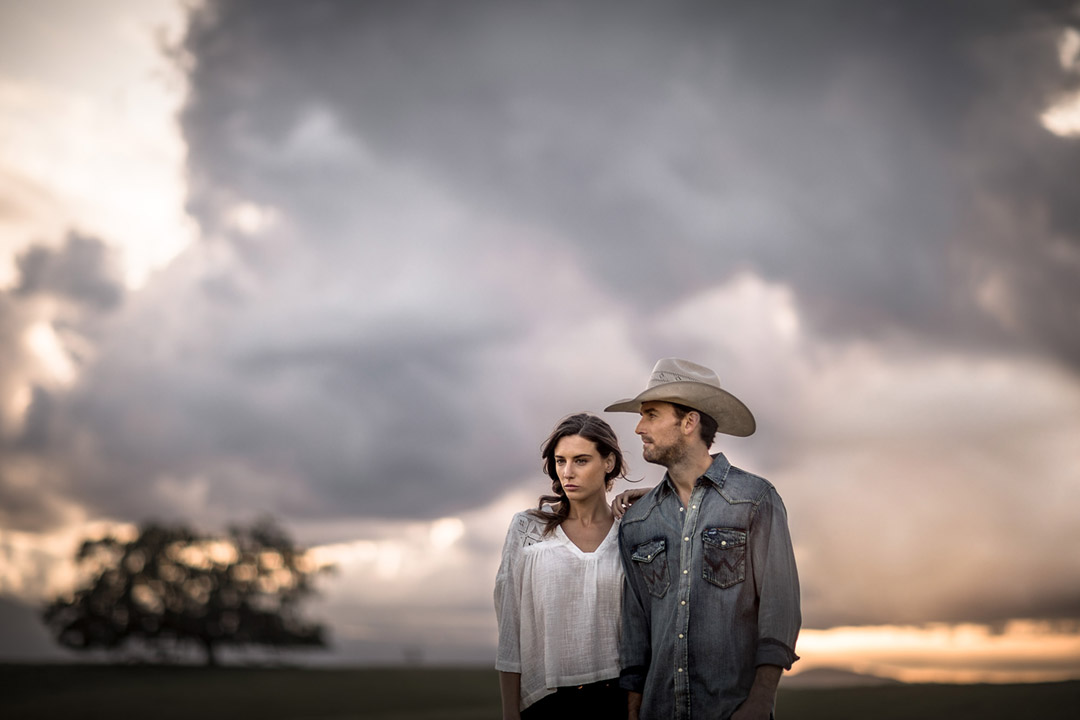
left=605, top=358, right=756, bottom=437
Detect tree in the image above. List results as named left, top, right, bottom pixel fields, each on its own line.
left=43, top=517, right=333, bottom=665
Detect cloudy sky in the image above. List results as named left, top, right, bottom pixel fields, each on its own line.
left=2, top=0, right=1080, bottom=682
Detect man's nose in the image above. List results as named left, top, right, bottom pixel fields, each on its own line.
left=635, top=418, right=646, bottom=434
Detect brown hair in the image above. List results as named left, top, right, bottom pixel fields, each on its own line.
left=529, top=413, right=627, bottom=536
left=671, top=402, right=719, bottom=447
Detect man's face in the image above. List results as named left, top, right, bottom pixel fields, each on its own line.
left=635, top=401, right=688, bottom=467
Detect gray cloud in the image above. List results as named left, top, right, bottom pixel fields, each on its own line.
left=0, top=231, right=127, bottom=530
left=3, top=0, right=1079, bottom=640
left=14, top=232, right=123, bottom=311
left=180, top=0, right=1080, bottom=358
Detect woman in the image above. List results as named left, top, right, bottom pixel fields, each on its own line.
left=494, top=413, right=629, bottom=719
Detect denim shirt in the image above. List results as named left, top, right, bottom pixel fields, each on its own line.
left=618, top=453, right=800, bottom=720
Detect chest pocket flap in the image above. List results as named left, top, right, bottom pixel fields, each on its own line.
left=702, top=527, right=747, bottom=589
left=632, top=538, right=666, bottom=563
left=631, top=538, right=670, bottom=598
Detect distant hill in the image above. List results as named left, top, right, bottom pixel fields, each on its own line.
left=782, top=666, right=903, bottom=688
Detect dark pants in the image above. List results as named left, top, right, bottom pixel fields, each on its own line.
left=521, top=679, right=627, bottom=720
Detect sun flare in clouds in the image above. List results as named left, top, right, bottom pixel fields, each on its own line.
left=0, top=0, right=194, bottom=290
left=1041, top=28, right=1080, bottom=138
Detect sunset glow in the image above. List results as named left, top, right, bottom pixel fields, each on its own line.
left=795, top=623, right=1080, bottom=684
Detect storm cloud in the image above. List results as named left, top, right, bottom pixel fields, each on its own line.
left=2, top=0, right=1079, bottom=655
left=180, top=0, right=1080, bottom=354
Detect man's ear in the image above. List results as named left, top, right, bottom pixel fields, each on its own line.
left=682, top=410, right=700, bottom=436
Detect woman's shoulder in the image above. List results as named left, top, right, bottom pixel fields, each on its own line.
left=507, top=510, right=548, bottom=549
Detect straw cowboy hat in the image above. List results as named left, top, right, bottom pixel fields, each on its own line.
left=605, top=358, right=756, bottom=437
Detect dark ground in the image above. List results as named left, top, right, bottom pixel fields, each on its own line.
left=1, top=664, right=1078, bottom=719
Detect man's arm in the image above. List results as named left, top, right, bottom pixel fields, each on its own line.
left=750, top=490, right=801, bottom=670
left=627, top=690, right=643, bottom=720
left=611, top=486, right=651, bottom=519
left=730, top=664, right=782, bottom=720
left=731, top=489, right=799, bottom=720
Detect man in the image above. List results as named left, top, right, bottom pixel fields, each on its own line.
left=606, top=358, right=800, bottom=720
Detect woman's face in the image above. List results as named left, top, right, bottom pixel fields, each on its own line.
left=553, top=434, right=614, bottom=504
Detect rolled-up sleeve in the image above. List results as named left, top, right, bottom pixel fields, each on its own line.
left=618, top=524, right=650, bottom=693
left=494, top=515, right=524, bottom=673
left=751, top=489, right=801, bottom=670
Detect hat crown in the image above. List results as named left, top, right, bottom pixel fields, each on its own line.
left=605, top=357, right=755, bottom=437
left=648, top=358, right=721, bottom=390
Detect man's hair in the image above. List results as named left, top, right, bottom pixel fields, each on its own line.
left=671, top=403, right=719, bottom=448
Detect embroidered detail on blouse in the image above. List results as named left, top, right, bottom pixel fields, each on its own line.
left=514, top=513, right=545, bottom=548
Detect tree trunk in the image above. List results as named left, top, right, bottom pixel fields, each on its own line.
left=203, top=638, right=218, bottom=666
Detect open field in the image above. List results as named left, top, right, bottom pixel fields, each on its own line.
left=1, top=664, right=1078, bottom=719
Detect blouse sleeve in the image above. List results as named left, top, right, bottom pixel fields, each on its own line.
left=494, top=511, right=537, bottom=673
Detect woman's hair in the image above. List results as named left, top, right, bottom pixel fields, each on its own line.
left=529, top=412, right=628, bottom=536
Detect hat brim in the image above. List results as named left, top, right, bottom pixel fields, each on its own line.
left=605, top=381, right=756, bottom=437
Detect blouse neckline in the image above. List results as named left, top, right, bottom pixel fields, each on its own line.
left=554, top=517, right=619, bottom=558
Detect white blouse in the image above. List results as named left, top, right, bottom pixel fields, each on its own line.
left=494, top=510, right=624, bottom=710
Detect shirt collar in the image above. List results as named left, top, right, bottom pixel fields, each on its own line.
left=659, top=452, right=733, bottom=497
left=702, top=452, right=733, bottom=489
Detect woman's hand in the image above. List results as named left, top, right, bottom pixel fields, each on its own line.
left=611, top=487, right=649, bottom=519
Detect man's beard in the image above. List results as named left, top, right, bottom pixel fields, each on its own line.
left=643, top=438, right=688, bottom=468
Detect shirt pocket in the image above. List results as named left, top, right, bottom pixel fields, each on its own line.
left=701, top=527, right=747, bottom=589
left=631, top=538, right=670, bottom=599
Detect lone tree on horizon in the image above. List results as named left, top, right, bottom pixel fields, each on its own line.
left=43, top=517, right=332, bottom=665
